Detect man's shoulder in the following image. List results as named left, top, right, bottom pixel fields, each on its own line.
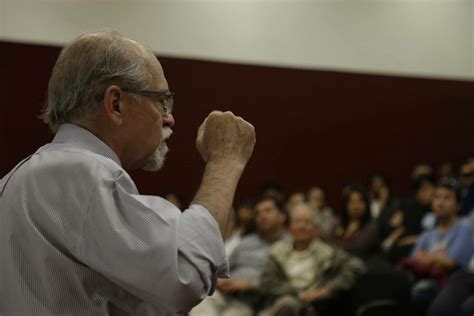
left=454, top=219, right=474, bottom=234
left=232, top=233, right=271, bottom=254
left=5, top=142, right=134, bottom=194
left=39, top=143, right=123, bottom=176
left=271, top=238, right=293, bottom=252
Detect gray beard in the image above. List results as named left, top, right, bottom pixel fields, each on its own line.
left=142, top=127, right=173, bottom=172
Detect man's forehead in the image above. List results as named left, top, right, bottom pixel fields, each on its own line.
left=291, top=206, right=312, bottom=217
left=143, top=53, right=168, bottom=90
left=258, top=199, right=277, bottom=208
left=435, top=187, right=455, bottom=196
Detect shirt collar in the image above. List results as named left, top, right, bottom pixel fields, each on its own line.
left=52, top=123, right=122, bottom=166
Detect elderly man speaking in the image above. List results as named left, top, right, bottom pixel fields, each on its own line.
left=0, top=32, right=256, bottom=315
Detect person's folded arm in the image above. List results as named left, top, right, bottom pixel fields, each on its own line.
left=431, top=252, right=457, bottom=269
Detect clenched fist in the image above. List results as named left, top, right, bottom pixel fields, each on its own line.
left=196, top=111, right=256, bottom=167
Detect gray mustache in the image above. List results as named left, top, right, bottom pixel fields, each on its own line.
left=162, top=128, right=173, bottom=140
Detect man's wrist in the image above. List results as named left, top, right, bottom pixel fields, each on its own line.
left=206, top=158, right=246, bottom=173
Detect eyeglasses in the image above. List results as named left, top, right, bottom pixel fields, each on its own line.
left=438, top=178, right=459, bottom=189
left=122, top=88, right=174, bottom=115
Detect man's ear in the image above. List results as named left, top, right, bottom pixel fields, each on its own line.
left=103, top=85, right=123, bottom=126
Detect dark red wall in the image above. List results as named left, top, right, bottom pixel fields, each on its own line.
left=1, top=41, right=473, bottom=208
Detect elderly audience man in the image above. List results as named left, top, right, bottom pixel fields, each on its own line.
left=259, top=204, right=365, bottom=316
left=0, top=32, right=255, bottom=315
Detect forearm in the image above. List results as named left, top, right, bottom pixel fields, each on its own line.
left=192, top=160, right=245, bottom=237
left=414, top=251, right=433, bottom=265
left=398, top=234, right=418, bottom=246
left=382, top=228, right=404, bottom=251
left=432, top=254, right=457, bottom=269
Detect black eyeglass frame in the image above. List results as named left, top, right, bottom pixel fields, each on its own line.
left=95, top=87, right=175, bottom=115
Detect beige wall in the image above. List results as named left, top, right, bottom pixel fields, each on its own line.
left=1, top=0, right=473, bottom=80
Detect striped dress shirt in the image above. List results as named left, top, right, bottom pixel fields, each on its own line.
left=0, top=124, right=228, bottom=315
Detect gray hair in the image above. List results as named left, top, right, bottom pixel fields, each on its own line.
left=42, top=31, right=155, bottom=131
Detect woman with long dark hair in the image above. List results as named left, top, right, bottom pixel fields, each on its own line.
left=334, top=184, right=379, bottom=261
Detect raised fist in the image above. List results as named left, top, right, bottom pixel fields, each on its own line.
left=196, top=111, right=256, bottom=167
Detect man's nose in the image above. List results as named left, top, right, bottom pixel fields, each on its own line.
left=164, top=113, right=175, bottom=128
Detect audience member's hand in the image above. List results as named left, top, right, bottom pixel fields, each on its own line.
left=298, top=288, right=331, bottom=303
left=345, top=221, right=360, bottom=237
left=397, top=235, right=418, bottom=246
left=217, top=278, right=252, bottom=293
left=389, top=211, right=404, bottom=227
left=414, top=250, right=433, bottom=265
left=430, top=251, right=455, bottom=269
left=196, top=111, right=256, bottom=166
left=388, top=227, right=405, bottom=242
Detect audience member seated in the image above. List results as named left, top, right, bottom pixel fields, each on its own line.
left=410, top=174, right=437, bottom=230
left=459, top=159, right=474, bottom=216
left=334, top=184, right=380, bottom=264
left=367, top=172, right=398, bottom=220
left=225, top=199, right=256, bottom=256
left=379, top=175, right=436, bottom=264
left=378, top=204, right=423, bottom=264
left=286, top=191, right=306, bottom=212
left=306, top=186, right=336, bottom=240
left=428, top=257, right=474, bottom=316
left=258, top=204, right=365, bottom=316
left=190, top=196, right=288, bottom=316
left=401, top=179, right=474, bottom=314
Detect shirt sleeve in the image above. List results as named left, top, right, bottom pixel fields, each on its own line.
left=445, top=222, right=474, bottom=268
left=76, top=171, right=229, bottom=314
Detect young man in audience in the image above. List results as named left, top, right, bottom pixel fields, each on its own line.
left=407, top=174, right=437, bottom=231
left=379, top=175, right=436, bottom=264
left=259, top=204, right=365, bottom=316
left=190, top=196, right=288, bottom=316
left=286, top=191, right=306, bottom=212
left=407, top=179, right=474, bottom=313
